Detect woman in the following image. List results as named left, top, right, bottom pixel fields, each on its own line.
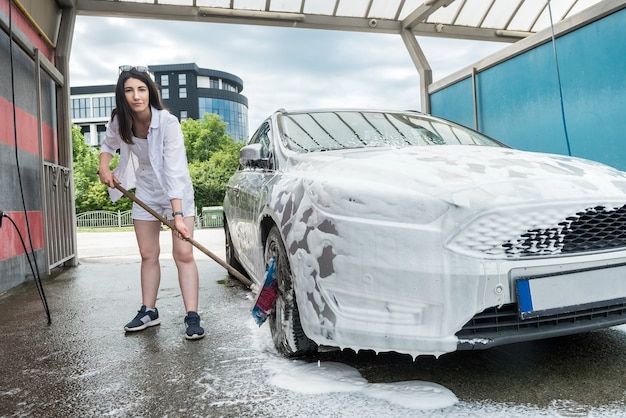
left=98, top=66, right=204, bottom=340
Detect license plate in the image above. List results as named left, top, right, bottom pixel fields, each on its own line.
left=516, top=264, right=626, bottom=320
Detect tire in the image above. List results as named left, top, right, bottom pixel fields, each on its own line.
left=224, top=220, right=248, bottom=279
left=265, top=225, right=317, bottom=357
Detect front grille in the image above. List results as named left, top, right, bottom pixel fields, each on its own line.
left=504, top=205, right=626, bottom=256
left=451, top=204, right=626, bottom=258
left=456, top=301, right=626, bottom=349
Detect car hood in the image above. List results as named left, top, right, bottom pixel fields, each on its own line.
left=286, top=145, right=626, bottom=209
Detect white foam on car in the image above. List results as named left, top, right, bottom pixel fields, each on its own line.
left=261, top=145, right=626, bottom=358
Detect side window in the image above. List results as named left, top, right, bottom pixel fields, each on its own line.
left=249, top=122, right=273, bottom=169
left=257, top=123, right=271, bottom=159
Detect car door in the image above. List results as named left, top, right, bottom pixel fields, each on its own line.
left=232, top=121, right=276, bottom=278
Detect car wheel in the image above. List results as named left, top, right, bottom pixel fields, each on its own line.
left=265, top=225, right=317, bottom=357
left=224, top=220, right=247, bottom=278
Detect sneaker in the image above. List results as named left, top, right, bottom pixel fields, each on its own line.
left=124, top=305, right=161, bottom=332
left=184, top=311, right=205, bottom=340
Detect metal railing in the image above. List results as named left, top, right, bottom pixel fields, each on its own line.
left=76, top=210, right=133, bottom=228
left=43, top=163, right=77, bottom=270
left=76, top=208, right=224, bottom=229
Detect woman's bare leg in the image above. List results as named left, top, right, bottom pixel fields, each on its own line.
left=172, top=216, right=199, bottom=312
left=134, top=219, right=162, bottom=308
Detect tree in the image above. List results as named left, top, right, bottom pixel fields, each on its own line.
left=181, top=113, right=232, bottom=162
left=182, top=113, right=243, bottom=209
left=188, top=143, right=243, bottom=209
left=72, top=125, right=132, bottom=213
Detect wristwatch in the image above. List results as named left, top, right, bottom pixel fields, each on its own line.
left=172, top=211, right=184, bottom=218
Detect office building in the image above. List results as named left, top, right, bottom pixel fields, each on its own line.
left=70, top=63, right=248, bottom=146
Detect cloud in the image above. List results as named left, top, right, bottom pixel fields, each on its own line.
left=69, top=16, right=505, bottom=132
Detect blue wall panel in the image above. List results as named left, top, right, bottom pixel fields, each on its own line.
left=430, top=77, right=475, bottom=129
left=431, top=8, right=626, bottom=170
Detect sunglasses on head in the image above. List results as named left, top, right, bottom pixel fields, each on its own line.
left=118, top=65, right=149, bottom=73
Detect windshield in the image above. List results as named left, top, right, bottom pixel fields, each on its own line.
left=279, top=111, right=504, bottom=152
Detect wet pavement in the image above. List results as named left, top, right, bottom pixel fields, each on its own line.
left=1, top=229, right=626, bottom=417
left=0, top=228, right=266, bottom=417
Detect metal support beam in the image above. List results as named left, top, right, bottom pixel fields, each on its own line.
left=471, top=67, right=479, bottom=130
left=400, top=29, right=432, bottom=114
left=35, top=49, right=48, bottom=274
left=54, top=4, right=78, bottom=267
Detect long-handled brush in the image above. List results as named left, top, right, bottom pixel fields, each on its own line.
left=114, top=184, right=252, bottom=288
left=251, top=256, right=277, bottom=326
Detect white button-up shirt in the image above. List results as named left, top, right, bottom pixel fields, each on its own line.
left=100, top=106, right=192, bottom=202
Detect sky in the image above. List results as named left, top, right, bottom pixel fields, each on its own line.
left=69, top=15, right=506, bottom=132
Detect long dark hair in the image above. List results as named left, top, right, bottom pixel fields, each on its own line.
left=111, top=68, right=164, bottom=144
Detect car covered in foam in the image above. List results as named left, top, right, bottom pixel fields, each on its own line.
left=223, top=109, right=626, bottom=358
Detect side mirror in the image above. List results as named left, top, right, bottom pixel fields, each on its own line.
left=240, top=144, right=270, bottom=169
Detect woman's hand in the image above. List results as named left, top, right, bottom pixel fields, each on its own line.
left=98, top=152, right=119, bottom=188
left=97, top=166, right=119, bottom=188
left=173, top=217, right=191, bottom=240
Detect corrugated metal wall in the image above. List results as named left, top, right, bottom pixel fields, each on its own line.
left=0, top=0, right=76, bottom=293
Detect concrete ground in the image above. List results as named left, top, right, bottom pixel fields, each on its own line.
left=2, top=229, right=626, bottom=417
left=0, top=228, right=269, bottom=417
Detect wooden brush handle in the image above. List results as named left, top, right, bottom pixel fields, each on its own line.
left=114, top=183, right=253, bottom=288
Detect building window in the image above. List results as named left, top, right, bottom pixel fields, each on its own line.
left=178, top=73, right=186, bottom=85
left=71, top=98, right=91, bottom=119
left=180, top=110, right=188, bottom=120
left=197, top=76, right=210, bottom=88
left=79, top=124, right=90, bottom=139
left=92, top=96, right=114, bottom=118
left=162, top=88, right=169, bottom=99
left=97, top=124, right=107, bottom=147
left=210, top=78, right=219, bottom=89
left=198, top=97, right=248, bottom=142
left=179, top=87, right=187, bottom=98
left=161, top=74, right=169, bottom=86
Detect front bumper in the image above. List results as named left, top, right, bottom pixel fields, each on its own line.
left=284, top=195, right=626, bottom=358
left=290, top=223, right=626, bottom=358
left=456, top=299, right=626, bottom=350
